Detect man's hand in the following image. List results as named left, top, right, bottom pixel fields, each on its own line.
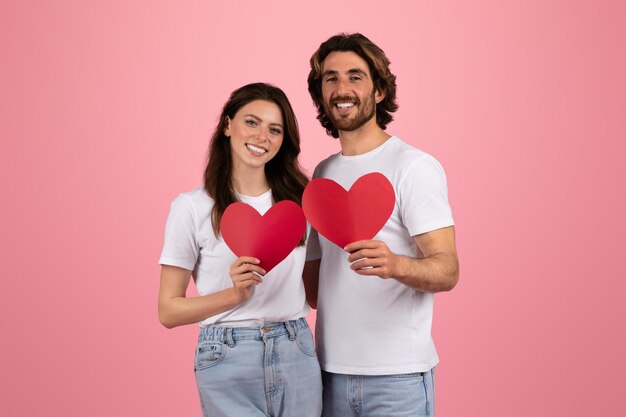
left=345, top=240, right=400, bottom=278
left=344, top=227, right=459, bottom=292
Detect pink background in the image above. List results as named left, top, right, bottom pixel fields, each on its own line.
left=1, top=1, right=625, bottom=416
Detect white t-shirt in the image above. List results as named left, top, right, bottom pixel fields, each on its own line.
left=159, top=187, right=309, bottom=327
left=306, top=136, right=454, bottom=375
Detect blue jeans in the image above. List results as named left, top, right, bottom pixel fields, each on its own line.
left=194, top=318, right=322, bottom=417
left=321, top=369, right=435, bottom=417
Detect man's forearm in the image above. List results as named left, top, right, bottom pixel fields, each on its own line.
left=393, top=252, right=459, bottom=292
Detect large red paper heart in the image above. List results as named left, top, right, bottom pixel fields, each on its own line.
left=220, top=200, right=306, bottom=272
left=302, top=172, right=395, bottom=248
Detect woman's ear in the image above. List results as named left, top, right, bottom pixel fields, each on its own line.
left=224, top=117, right=231, bottom=137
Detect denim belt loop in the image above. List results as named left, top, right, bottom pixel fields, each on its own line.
left=225, top=328, right=235, bottom=347
left=285, top=320, right=296, bottom=341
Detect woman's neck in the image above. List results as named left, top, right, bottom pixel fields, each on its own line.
left=231, top=165, right=270, bottom=196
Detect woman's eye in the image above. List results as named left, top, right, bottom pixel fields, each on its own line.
left=270, top=128, right=282, bottom=135
left=245, top=119, right=258, bottom=126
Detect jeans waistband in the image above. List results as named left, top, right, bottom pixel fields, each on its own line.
left=198, top=317, right=309, bottom=346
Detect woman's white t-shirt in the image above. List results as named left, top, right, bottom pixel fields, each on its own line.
left=159, top=187, right=309, bottom=327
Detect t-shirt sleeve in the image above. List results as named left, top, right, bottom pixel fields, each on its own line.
left=399, top=155, right=455, bottom=236
left=158, top=194, right=199, bottom=271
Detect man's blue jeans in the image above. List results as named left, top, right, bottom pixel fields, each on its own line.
left=321, top=368, right=435, bottom=417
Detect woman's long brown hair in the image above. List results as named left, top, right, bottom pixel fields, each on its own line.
left=204, top=83, right=309, bottom=243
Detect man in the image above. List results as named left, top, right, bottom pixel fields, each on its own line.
left=303, top=33, right=459, bottom=417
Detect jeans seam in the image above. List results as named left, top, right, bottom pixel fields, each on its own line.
left=347, top=375, right=362, bottom=417
left=197, top=386, right=209, bottom=416
left=423, top=370, right=430, bottom=416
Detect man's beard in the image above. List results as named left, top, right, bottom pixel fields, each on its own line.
left=324, top=90, right=377, bottom=133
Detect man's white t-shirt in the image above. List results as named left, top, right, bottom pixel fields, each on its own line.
left=306, top=136, right=454, bottom=375
left=160, top=187, right=309, bottom=327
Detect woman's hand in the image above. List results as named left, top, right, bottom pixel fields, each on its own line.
left=229, top=256, right=266, bottom=303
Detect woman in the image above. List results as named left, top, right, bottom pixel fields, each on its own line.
left=158, top=83, right=322, bottom=417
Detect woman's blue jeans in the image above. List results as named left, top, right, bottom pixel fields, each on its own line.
left=194, top=318, right=322, bottom=417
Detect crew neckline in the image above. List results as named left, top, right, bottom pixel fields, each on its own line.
left=236, top=188, right=273, bottom=203
left=338, top=136, right=397, bottom=160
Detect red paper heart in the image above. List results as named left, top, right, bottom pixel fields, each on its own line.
left=302, top=172, right=395, bottom=248
left=220, top=200, right=306, bottom=272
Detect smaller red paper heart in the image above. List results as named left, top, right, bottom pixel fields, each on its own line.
left=302, top=172, right=395, bottom=248
left=220, top=200, right=306, bottom=272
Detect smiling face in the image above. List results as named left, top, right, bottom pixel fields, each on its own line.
left=224, top=99, right=284, bottom=172
left=320, top=51, right=385, bottom=134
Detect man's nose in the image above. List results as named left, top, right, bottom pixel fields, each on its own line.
left=336, top=77, right=351, bottom=95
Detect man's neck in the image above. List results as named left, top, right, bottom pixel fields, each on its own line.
left=338, top=119, right=391, bottom=156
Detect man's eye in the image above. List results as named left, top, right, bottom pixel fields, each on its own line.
left=325, top=77, right=337, bottom=82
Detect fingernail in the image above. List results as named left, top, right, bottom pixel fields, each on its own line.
left=261, top=269, right=266, bottom=274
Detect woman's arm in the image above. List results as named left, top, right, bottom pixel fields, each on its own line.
left=158, top=257, right=266, bottom=329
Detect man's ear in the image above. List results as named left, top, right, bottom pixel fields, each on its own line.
left=375, top=87, right=385, bottom=104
